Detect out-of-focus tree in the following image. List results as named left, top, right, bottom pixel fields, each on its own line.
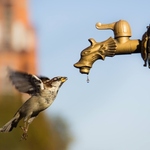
left=50, top=115, right=73, bottom=150
left=0, top=94, right=73, bottom=150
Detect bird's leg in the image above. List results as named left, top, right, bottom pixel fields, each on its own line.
left=20, top=121, right=29, bottom=140
left=20, top=117, right=35, bottom=140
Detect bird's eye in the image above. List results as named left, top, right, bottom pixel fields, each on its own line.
left=53, top=77, right=58, bottom=81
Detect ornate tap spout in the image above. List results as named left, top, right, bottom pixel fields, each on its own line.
left=74, top=20, right=149, bottom=74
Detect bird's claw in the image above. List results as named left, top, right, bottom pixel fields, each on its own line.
left=20, top=126, right=28, bottom=140
left=21, top=132, right=28, bottom=140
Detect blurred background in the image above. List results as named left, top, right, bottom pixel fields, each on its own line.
left=0, top=0, right=150, bottom=150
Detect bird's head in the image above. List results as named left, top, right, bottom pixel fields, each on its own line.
left=41, top=76, right=67, bottom=89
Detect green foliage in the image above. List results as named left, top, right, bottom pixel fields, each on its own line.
left=0, top=94, right=72, bottom=150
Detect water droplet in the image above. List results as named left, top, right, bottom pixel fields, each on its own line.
left=87, top=75, right=90, bottom=83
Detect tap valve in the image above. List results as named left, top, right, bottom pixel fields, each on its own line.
left=96, top=20, right=132, bottom=43
left=74, top=19, right=149, bottom=75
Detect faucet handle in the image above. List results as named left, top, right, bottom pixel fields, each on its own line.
left=95, top=22, right=115, bottom=30
left=95, top=20, right=132, bottom=38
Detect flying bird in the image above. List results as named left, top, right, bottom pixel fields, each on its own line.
left=0, top=68, right=67, bottom=140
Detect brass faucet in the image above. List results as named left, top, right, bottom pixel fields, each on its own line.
left=74, top=20, right=150, bottom=74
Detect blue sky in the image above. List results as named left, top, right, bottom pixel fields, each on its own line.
left=29, top=1, right=150, bottom=150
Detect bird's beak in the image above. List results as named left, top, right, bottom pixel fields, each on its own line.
left=61, top=77, right=67, bottom=83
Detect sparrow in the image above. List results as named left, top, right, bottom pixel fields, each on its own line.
left=0, top=68, right=67, bottom=140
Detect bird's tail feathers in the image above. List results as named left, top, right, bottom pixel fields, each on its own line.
left=0, top=113, right=20, bottom=132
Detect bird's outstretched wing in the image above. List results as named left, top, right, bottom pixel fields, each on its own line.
left=8, top=68, right=44, bottom=95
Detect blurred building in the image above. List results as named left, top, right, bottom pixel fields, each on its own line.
left=0, top=1, right=72, bottom=149
left=0, top=0, right=37, bottom=93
